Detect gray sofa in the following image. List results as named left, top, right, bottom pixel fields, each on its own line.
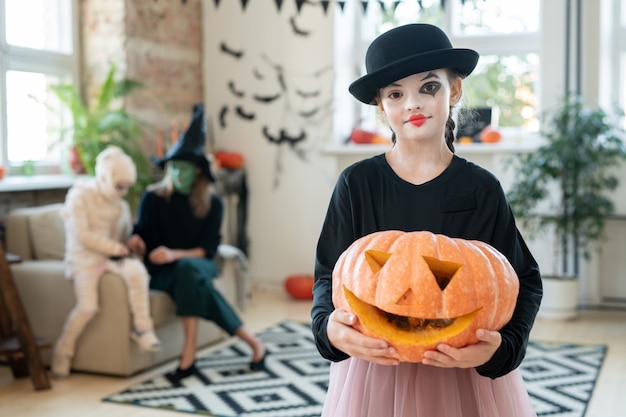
left=5, top=203, right=249, bottom=377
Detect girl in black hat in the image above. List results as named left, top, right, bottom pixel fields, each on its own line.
left=128, top=105, right=265, bottom=379
left=312, top=24, right=541, bottom=416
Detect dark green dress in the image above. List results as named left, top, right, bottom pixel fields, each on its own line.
left=133, top=190, right=242, bottom=334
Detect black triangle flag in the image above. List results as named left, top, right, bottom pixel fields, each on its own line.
left=274, top=0, right=284, bottom=11
left=213, top=0, right=221, bottom=8
left=240, top=0, right=250, bottom=11
left=295, top=0, right=307, bottom=13
left=361, top=1, right=369, bottom=14
left=320, top=0, right=332, bottom=14
left=337, top=1, right=346, bottom=12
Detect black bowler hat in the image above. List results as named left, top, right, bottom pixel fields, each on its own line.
left=153, top=103, right=215, bottom=182
left=349, top=24, right=479, bottom=105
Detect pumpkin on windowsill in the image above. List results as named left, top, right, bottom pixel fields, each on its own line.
left=332, top=230, right=519, bottom=362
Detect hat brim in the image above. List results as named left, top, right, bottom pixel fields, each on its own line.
left=153, top=153, right=215, bottom=182
left=349, top=49, right=479, bottom=105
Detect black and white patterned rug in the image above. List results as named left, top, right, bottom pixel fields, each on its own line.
left=103, top=320, right=606, bottom=417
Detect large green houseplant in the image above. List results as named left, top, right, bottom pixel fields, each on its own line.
left=51, top=63, right=151, bottom=209
left=507, top=94, right=626, bottom=317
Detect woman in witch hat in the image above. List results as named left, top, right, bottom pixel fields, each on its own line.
left=312, top=24, right=541, bottom=416
left=128, top=104, right=265, bottom=379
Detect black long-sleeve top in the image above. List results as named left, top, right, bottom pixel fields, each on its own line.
left=311, top=154, right=542, bottom=379
left=132, top=190, right=223, bottom=271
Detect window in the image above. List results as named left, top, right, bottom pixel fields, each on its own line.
left=334, top=0, right=544, bottom=143
left=0, top=0, right=77, bottom=175
left=613, top=0, right=626, bottom=122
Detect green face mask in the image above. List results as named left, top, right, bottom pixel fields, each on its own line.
left=167, top=160, right=197, bottom=194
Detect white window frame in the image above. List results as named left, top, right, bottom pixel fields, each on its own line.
left=593, top=0, right=625, bottom=128
left=0, top=0, right=79, bottom=175
left=621, top=0, right=626, bottom=117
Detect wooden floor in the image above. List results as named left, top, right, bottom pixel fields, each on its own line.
left=1, top=288, right=625, bottom=416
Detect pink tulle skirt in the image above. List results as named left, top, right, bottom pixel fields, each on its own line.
left=321, top=358, right=537, bottom=417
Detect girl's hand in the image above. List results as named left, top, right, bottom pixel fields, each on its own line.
left=127, top=234, right=146, bottom=256
left=421, top=329, right=501, bottom=368
left=115, top=244, right=130, bottom=257
left=327, top=309, right=400, bottom=366
left=148, top=246, right=176, bottom=265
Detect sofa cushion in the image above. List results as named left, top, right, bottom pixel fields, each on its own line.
left=149, top=290, right=177, bottom=326
left=28, top=207, right=66, bottom=260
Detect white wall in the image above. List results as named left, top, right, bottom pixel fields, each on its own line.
left=203, top=1, right=337, bottom=287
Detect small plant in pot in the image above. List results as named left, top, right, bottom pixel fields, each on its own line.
left=506, top=94, right=626, bottom=318
left=51, top=63, right=151, bottom=210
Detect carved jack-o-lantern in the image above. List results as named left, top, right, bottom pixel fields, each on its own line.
left=332, top=230, right=519, bottom=362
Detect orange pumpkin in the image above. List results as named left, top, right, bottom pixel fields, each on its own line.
left=479, top=126, right=502, bottom=143
left=332, top=230, right=519, bottom=362
left=214, top=150, right=245, bottom=169
left=284, top=274, right=315, bottom=300
left=349, top=128, right=376, bottom=144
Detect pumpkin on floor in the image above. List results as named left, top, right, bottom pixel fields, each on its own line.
left=284, top=274, right=315, bottom=300
left=332, top=230, right=519, bottom=362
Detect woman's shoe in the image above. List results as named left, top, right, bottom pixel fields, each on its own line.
left=249, top=352, right=267, bottom=371
left=168, top=361, right=198, bottom=380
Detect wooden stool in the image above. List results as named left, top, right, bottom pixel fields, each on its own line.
left=0, top=243, right=51, bottom=390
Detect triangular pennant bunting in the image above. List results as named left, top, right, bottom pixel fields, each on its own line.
left=219, top=0, right=450, bottom=15
left=295, top=0, right=308, bottom=13
left=320, top=0, right=332, bottom=14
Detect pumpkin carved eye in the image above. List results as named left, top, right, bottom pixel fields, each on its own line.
left=422, top=256, right=461, bottom=291
left=365, top=250, right=391, bottom=273
left=332, top=230, right=520, bottom=362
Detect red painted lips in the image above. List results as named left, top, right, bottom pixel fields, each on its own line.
left=409, top=114, right=427, bottom=127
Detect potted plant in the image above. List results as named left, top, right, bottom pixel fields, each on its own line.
left=506, top=93, right=626, bottom=319
left=51, top=63, right=151, bottom=209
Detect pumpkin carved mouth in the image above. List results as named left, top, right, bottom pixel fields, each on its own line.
left=343, top=287, right=480, bottom=346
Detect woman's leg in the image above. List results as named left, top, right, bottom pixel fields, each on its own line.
left=179, top=316, right=199, bottom=370
left=154, top=259, right=267, bottom=373
left=234, top=325, right=265, bottom=363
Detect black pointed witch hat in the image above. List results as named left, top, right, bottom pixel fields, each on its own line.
left=153, top=103, right=214, bottom=181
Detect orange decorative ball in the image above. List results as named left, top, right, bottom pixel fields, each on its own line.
left=332, top=230, right=519, bottom=362
left=479, top=126, right=502, bottom=143
left=285, top=274, right=315, bottom=300
left=214, top=150, right=245, bottom=169
left=349, top=128, right=376, bottom=144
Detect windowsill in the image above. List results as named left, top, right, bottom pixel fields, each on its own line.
left=0, top=174, right=81, bottom=192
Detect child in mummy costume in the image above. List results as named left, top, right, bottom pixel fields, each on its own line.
left=52, top=146, right=161, bottom=378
